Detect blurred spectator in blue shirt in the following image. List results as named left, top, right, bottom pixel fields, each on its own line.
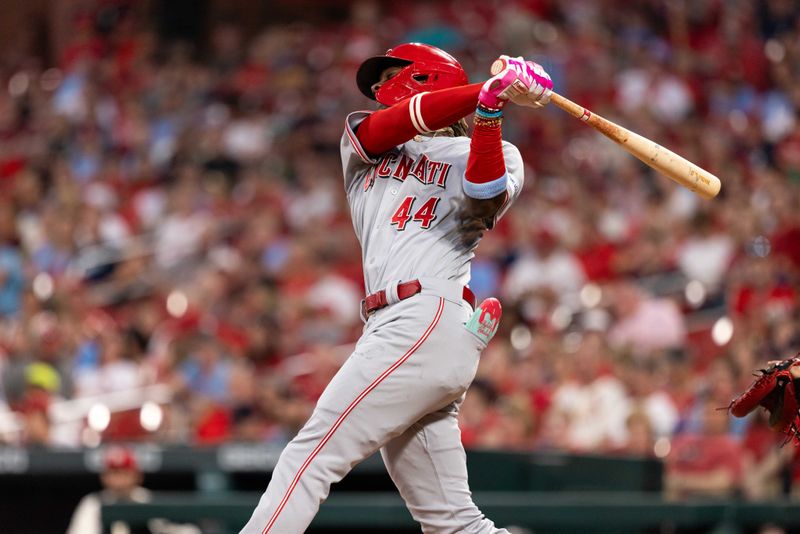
left=0, top=202, right=23, bottom=317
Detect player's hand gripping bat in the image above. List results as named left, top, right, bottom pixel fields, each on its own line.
left=491, top=59, right=722, bottom=199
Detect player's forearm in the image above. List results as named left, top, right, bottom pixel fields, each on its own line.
left=464, top=115, right=506, bottom=198
left=356, top=83, right=482, bottom=156
left=460, top=105, right=509, bottom=224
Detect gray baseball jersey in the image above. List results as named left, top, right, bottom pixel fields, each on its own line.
left=342, top=111, right=524, bottom=295
left=240, top=111, right=523, bottom=534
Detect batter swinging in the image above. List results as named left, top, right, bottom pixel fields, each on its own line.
left=241, top=43, right=552, bottom=533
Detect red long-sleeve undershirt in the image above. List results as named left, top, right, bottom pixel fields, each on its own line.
left=356, top=83, right=481, bottom=156
left=354, top=82, right=507, bottom=192
left=465, top=121, right=506, bottom=187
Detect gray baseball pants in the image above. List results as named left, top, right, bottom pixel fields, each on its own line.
left=240, top=278, right=509, bottom=534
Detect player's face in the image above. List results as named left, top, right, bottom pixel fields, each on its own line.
left=101, top=468, right=142, bottom=494
left=371, top=66, right=404, bottom=96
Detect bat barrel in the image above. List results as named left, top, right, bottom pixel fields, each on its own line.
left=550, top=94, right=721, bottom=199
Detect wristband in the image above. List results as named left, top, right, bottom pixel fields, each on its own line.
left=475, top=105, right=503, bottom=119
left=474, top=117, right=502, bottom=128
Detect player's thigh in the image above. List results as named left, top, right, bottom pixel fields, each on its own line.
left=324, top=296, right=480, bottom=414
left=302, top=297, right=479, bottom=464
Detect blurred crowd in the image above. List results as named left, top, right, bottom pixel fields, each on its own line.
left=0, top=0, right=798, bottom=501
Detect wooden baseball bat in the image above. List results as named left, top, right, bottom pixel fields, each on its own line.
left=490, top=62, right=722, bottom=199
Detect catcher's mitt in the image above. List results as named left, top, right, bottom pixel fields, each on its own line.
left=729, top=354, right=800, bottom=443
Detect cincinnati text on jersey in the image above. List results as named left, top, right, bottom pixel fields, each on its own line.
left=363, top=153, right=452, bottom=191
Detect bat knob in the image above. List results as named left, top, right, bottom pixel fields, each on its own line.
left=490, top=58, right=506, bottom=76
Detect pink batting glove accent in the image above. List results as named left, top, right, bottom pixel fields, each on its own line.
left=478, top=68, right=527, bottom=110
left=488, top=55, right=554, bottom=108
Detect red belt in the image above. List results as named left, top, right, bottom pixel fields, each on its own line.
left=362, top=280, right=476, bottom=317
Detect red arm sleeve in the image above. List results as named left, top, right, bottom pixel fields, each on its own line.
left=465, top=122, right=505, bottom=186
left=355, top=83, right=482, bottom=156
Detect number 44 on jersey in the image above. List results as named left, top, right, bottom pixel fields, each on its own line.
left=390, top=196, right=441, bottom=231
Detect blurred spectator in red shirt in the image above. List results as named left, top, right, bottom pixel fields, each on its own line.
left=665, top=399, right=744, bottom=499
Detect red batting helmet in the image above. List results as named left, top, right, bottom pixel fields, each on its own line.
left=356, top=43, right=469, bottom=106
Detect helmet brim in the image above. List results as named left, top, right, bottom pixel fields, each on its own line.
left=356, top=56, right=413, bottom=100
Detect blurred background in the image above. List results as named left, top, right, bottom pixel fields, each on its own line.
left=0, top=0, right=797, bottom=532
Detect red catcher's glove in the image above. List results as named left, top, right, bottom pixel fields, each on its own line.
left=729, top=354, right=800, bottom=443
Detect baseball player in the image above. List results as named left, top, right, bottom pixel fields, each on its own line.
left=66, top=446, right=151, bottom=534
left=241, top=43, right=552, bottom=533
